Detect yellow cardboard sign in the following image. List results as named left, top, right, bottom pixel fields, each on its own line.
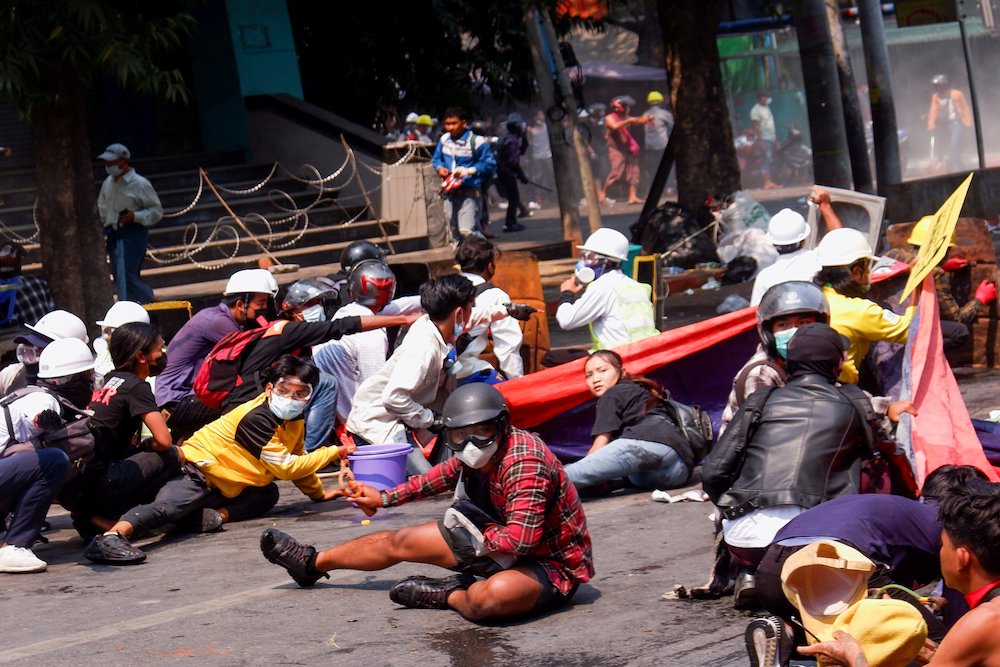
left=900, top=173, right=974, bottom=301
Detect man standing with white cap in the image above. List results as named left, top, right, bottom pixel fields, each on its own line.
left=545, top=228, right=657, bottom=366
left=750, top=209, right=829, bottom=306
left=96, top=143, right=163, bottom=303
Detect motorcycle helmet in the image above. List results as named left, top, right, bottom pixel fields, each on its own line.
left=441, top=383, right=510, bottom=456
left=756, top=281, right=830, bottom=357
left=347, top=259, right=397, bottom=312
left=280, top=279, right=337, bottom=316
left=340, top=241, right=386, bottom=275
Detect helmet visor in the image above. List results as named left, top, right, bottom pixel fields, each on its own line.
left=445, top=420, right=502, bottom=452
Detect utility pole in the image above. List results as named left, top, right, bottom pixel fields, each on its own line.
left=525, top=6, right=596, bottom=243
left=857, top=0, right=901, bottom=194
left=795, top=0, right=853, bottom=189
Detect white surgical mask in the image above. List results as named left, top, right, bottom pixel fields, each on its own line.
left=456, top=441, right=498, bottom=469
left=453, top=313, right=466, bottom=338
left=269, top=394, right=307, bottom=420
left=105, top=164, right=122, bottom=177
left=301, top=304, right=326, bottom=323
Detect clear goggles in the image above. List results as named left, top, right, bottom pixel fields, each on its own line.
left=272, top=377, right=313, bottom=402
left=16, top=343, right=42, bottom=365
left=444, top=420, right=502, bottom=452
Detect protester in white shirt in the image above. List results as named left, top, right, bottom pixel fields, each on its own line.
left=750, top=209, right=823, bottom=306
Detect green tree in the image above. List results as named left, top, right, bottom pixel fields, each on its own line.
left=0, top=1, right=195, bottom=325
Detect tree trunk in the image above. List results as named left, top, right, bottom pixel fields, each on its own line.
left=659, top=0, right=741, bottom=213
left=632, top=0, right=664, bottom=67
left=31, top=74, right=114, bottom=331
left=795, top=0, right=853, bottom=188
left=825, top=0, right=874, bottom=193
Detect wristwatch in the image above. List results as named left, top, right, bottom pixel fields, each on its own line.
left=380, top=490, right=391, bottom=508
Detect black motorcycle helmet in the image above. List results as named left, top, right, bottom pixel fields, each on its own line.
left=347, top=259, right=397, bottom=312
left=756, top=281, right=830, bottom=358
left=441, top=383, right=510, bottom=452
left=340, top=241, right=386, bottom=276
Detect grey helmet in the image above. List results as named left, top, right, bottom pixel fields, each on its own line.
left=931, top=74, right=948, bottom=87
left=340, top=241, right=386, bottom=276
left=756, top=281, right=830, bottom=357
left=442, top=383, right=509, bottom=430
left=347, top=259, right=396, bottom=312
left=280, top=278, right=337, bottom=315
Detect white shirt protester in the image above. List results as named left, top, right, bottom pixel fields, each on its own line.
left=96, top=169, right=163, bottom=229
left=556, top=270, right=657, bottom=351
left=0, top=391, right=61, bottom=456
left=749, top=248, right=822, bottom=306
left=456, top=273, right=524, bottom=381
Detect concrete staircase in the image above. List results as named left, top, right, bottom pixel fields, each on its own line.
left=0, top=151, right=429, bottom=293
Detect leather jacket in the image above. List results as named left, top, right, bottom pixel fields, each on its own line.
left=702, top=373, right=874, bottom=518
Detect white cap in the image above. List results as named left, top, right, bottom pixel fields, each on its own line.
left=38, top=337, right=96, bottom=378
left=404, top=112, right=419, bottom=124
left=97, top=143, right=130, bottom=161
left=815, top=228, right=877, bottom=267
left=96, top=301, right=150, bottom=329
left=765, top=209, right=811, bottom=246
left=224, top=269, right=279, bottom=297
left=27, top=310, right=89, bottom=344
left=577, top=228, right=630, bottom=262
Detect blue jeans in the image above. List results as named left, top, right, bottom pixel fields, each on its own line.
left=0, top=449, right=70, bottom=547
left=303, top=371, right=338, bottom=452
left=563, top=438, right=691, bottom=491
left=443, top=190, right=482, bottom=238
left=107, top=224, right=154, bottom=303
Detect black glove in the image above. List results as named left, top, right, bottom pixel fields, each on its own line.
left=506, top=303, right=537, bottom=321
left=33, top=409, right=63, bottom=431
left=428, top=413, right=447, bottom=434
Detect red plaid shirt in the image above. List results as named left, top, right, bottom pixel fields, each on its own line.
left=386, top=427, right=594, bottom=594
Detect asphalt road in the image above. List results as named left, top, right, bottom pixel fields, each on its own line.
left=0, top=478, right=751, bottom=666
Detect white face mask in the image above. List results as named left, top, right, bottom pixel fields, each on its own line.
left=456, top=441, right=498, bottom=469
left=269, top=394, right=307, bottom=420
left=301, top=304, right=326, bottom=323
left=453, top=312, right=466, bottom=338
left=105, top=164, right=122, bottom=177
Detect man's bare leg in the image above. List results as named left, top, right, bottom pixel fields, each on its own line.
left=314, top=521, right=458, bottom=572
left=447, top=567, right=544, bottom=621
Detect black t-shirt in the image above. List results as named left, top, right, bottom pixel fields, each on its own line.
left=591, top=381, right=686, bottom=451
left=88, top=371, right=159, bottom=468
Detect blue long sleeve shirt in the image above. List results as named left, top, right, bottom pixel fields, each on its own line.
left=431, top=129, right=496, bottom=189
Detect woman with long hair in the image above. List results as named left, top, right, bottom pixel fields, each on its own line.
left=563, top=350, right=693, bottom=492
left=60, top=322, right=181, bottom=538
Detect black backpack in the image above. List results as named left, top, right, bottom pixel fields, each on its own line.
left=0, top=386, right=95, bottom=478
left=662, top=396, right=715, bottom=463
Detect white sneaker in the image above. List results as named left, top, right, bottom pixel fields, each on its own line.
left=0, top=544, right=47, bottom=573
left=498, top=201, right=509, bottom=210
left=528, top=201, right=541, bottom=210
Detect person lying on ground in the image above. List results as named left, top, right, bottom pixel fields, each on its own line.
left=82, top=355, right=354, bottom=565
left=261, top=383, right=594, bottom=622
left=60, top=322, right=181, bottom=539
left=346, top=274, right=523, bottom=476
left=563, top=350, right=692, bottom=492
left=798, top=480, right=1000, bottom=667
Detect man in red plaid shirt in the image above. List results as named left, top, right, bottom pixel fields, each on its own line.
left=261, top=383, right=593, bottom=621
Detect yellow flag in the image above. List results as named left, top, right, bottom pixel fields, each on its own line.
left=900, top=173, right=974, bottom=301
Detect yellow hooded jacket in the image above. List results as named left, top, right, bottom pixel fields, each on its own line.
left=823, top=286, right=915, bottom=384
left=180, top=393, right=341, bottom=500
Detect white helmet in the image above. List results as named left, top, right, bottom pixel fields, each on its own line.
left=765, top=209, right=811, bottom=246
left=26, top=310, right=89, bottom=344
left=577, top=228, right=630, bottom=262
left=815, top=228, right=877, bottom=267
left=224, top=269, right=279, bottom=297
left=37, top=337, right=95, bottom=378
left=404, top=112, right=419, bottom=124
left=96, top=301, right=150, bottom=329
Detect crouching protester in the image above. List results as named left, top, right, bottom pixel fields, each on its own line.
left=796, top=480, right=1000, bottom=667
left=83, top=355, right=353, bottom=565
left=261, top=383, right=594, bottom=622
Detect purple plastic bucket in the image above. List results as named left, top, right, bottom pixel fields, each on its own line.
left=348, top=444, right=410, bottom=490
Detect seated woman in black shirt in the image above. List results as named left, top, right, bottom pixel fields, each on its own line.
left=60, top=322, right=181, bottom=538
left=563, top=350, right=693, bottom=491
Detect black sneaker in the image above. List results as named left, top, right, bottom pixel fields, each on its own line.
left=260, top=528, right=329, bottom=587
left=745, top=615, right=785, bottom=667
left=83, top=532, right=146, bottom=565
left=178, top=508, right=224, bottom=534
left=502, top=222, right=526, bottom=233
left=389, top=574, right=476, bottom=610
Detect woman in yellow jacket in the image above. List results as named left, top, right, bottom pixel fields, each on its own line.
left=83, top=355, right=353, bottom=565
left=813, top=228, right=916, bottom=384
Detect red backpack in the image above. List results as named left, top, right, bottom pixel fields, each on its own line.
left=193, top=320, right=290, bottom=409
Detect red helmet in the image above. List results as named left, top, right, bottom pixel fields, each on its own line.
left=348, top=260, right=396, bottom=312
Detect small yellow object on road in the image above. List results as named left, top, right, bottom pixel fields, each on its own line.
left=361, top=519, right=372, bottom=525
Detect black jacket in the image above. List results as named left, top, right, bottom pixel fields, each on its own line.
left=702, top=373, right=874, bottom=519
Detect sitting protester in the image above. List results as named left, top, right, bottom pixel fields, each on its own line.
left=92, top=301, right=150, bottom=384
left=563, top=350, right=693, bottom=492
left=799, top=480, right=1000, bottom=667
left=83, top=355, right=352, bottom=565
left=0, top=309, right=90, bottom=396
left=60, top=322, right=181, bottom=538
left=702, top=324, right=886, bottom=609
left=261, top=383, right=594, bottom=622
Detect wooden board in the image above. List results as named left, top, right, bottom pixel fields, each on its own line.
left=481, top=250, right=550, bottom=375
